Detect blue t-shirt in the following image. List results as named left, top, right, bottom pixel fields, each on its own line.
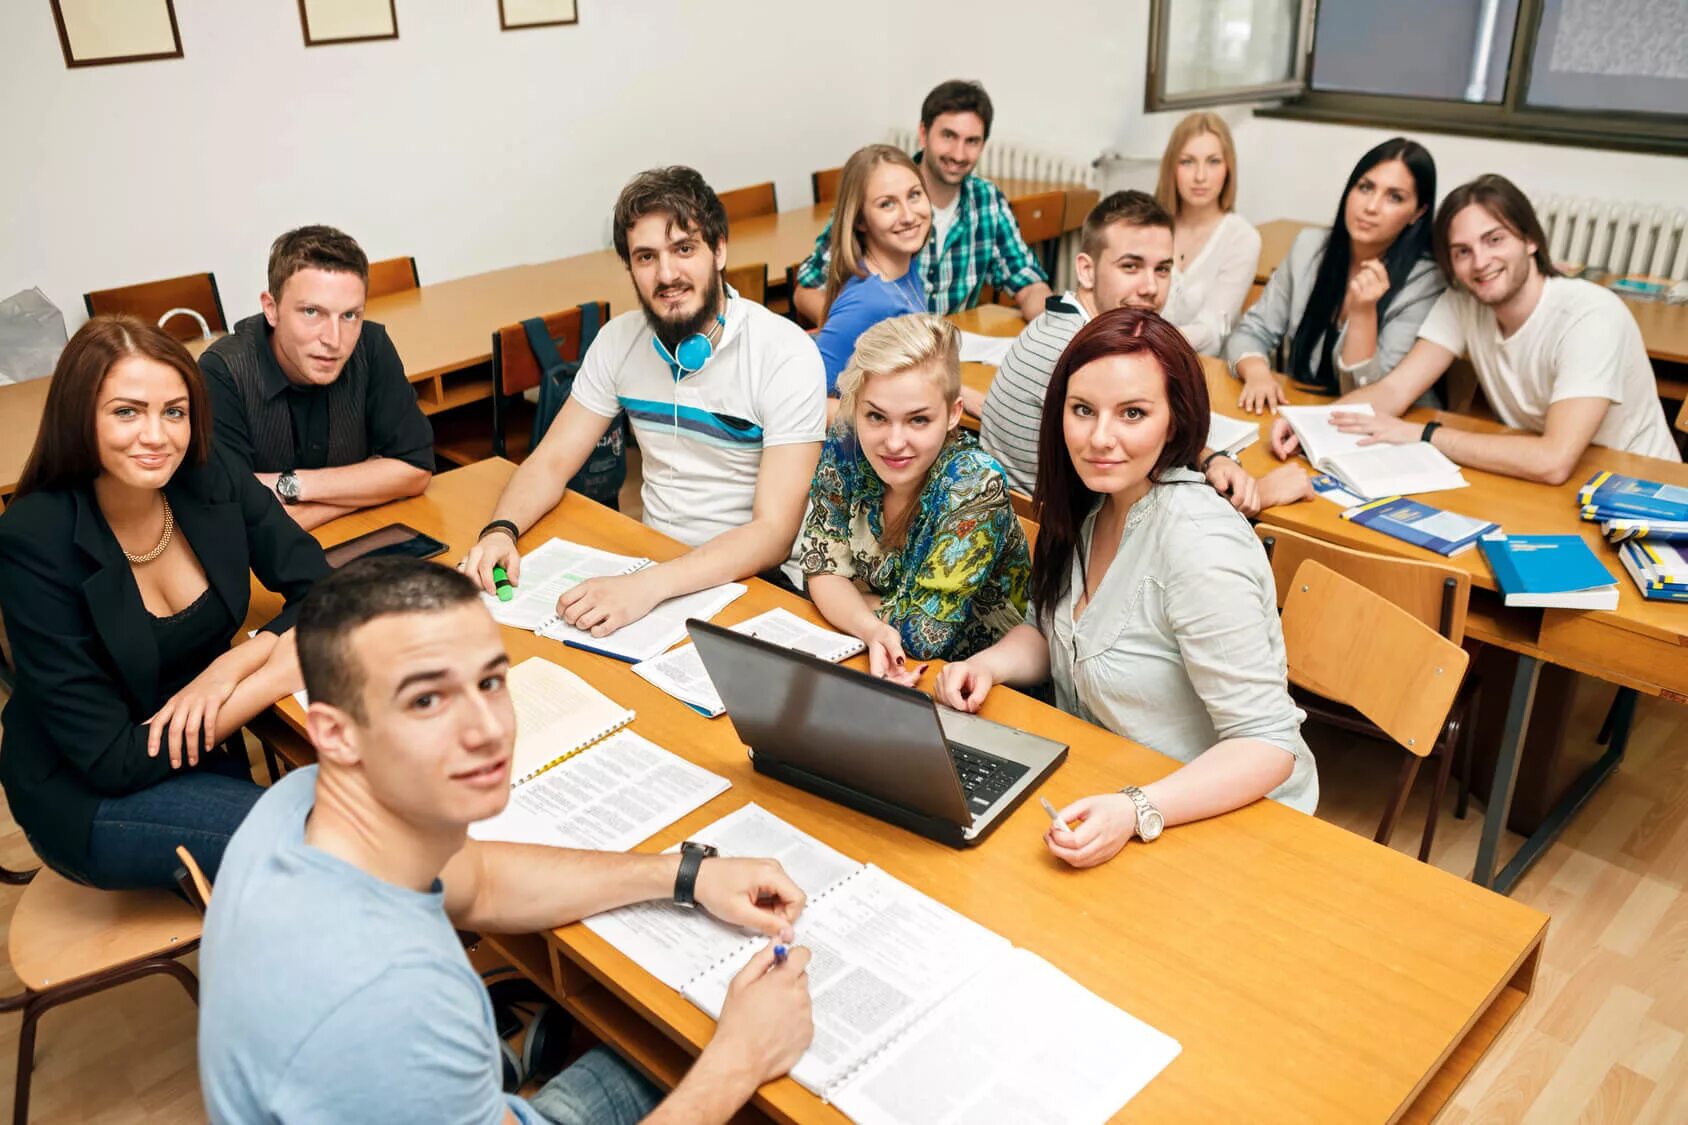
left=814, top=270, right=928, bottom=393
left=199, top=766, right=538, bottom=1124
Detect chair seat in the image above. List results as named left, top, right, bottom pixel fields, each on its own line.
left=8, top=867, right=202, bottom=991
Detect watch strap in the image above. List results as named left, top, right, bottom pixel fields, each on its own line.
left=1421, top=420, right=1443, bottom=444
left=1121, top=785, right=1158, bottom=840
left=1199, top=449, right=1235, bottom=474
left=673, top=841, right=716, bottom=908
left=480, top=519, right=520, bottom=544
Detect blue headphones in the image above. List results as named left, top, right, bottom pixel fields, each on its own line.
left=651, top=306, right=727, bottom=380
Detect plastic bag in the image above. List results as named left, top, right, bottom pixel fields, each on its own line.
left=0, top=289, right=67, bottom=384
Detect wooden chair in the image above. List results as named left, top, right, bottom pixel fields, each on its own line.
left=1009, top=190, right=1066, bottom=281
left=1280, top=560, right=1472, bottom=860
left=719, top=181, right=778, bottom=225
left=723, top=262, right=767, bottom=306
left=366, top=255, right=420, bottom=299
left=0, top=848, right=206, bottom=1123
left=811, top=166, right=843, bottom=205
left=84, top=272, right=227, bottom=343
left=490, top=302, right=610, bottom=459
left=1258, top=524, right=1480, bottom=861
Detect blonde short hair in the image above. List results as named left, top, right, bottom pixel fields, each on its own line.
left=1154, top=112, right=1238, bottom=217
left=835, top=313, right=960, bottom=428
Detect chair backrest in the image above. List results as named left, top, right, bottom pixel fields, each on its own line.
left=1009, top=190, right=1065, bottom=246
left=724, top=262, right=768, bottom=306
left=490, top=302, right=609, bottom=457
left=1255, top=523, right=1470, bottom=644
left=720, top=181, right=778, bottom=224
left=812, top=166, right=843, bottom=205
left=1281, top=560, right=1470, bottom=758
left=366, top=255, right=420, bottom=299
left=174, top=845, right=212, bottom=913
left=84, top=272, right=227, bottom=342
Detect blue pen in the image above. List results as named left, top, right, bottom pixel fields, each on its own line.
left=562, top=638, right=639, bottom=665
left=773, top=943, right=789, bottom=966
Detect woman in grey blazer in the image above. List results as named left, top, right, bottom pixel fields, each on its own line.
left=1227, top=137, right=1445, bottom=413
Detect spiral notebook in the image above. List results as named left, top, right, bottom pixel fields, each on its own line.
left=503, top=657, right=636, bottom=787
left=631, top=609, right=866, bottom=717
left=584, top=804, right=1180, bottom=1123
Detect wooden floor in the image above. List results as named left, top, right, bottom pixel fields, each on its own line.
left=0, top=649, right=1683, bottom=1121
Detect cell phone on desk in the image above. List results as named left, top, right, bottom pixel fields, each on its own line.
left=323, top=523, right=448, bottom=569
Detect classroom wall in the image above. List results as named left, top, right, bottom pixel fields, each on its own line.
left=0, top=0, right=894, bottom=332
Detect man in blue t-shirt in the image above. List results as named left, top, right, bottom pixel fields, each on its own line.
left=200, top=558, right=814, bottom=1124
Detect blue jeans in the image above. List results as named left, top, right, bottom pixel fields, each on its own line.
left=528, top=1047, right=664, bottom=1125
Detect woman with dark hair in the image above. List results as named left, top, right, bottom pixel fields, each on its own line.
left=0, top=315, right=329, bottom=888
left=936, top=308, right=1316, bottom=868
left=1226, top=137, right=1445, bottom=413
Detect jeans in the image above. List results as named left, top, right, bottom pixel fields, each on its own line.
left=527, top=1047, right=664, bottom=1125
left=72, top=751, right=264, bottom=890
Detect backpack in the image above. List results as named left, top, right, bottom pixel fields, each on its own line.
left=521, top=303, right=626, bottom=510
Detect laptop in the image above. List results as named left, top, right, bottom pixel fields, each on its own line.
left=687, top=619, right=1067, bottom=848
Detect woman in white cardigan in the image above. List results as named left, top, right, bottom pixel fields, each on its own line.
left=1156, top=113, right=1261, bottom=357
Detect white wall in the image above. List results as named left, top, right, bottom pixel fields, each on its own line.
left=0, top=0, right=892, bottom=331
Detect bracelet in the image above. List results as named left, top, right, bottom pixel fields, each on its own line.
left=1199, top=450, right=1235, bottom=474
left=478, top=519, right=520, bottom=544
left=1421, top=421, right=1443, bottom=445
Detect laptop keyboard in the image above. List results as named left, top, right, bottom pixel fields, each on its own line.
left=948, top=742, right=1030, bottom=813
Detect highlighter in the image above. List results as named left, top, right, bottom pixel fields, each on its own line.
left=492, top=566, right=515, bottom=603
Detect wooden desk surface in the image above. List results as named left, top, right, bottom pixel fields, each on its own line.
left=252, top=458, right=1545, bottom=1123
left=0, top=378, right=52, bottom=497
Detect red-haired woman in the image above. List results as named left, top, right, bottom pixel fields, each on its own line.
left=936, top=308, right=1316, bottom=867
left=0, top=316, right=329, bottom=888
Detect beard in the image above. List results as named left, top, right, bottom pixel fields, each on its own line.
left=639, top=270, right=725, bottom=353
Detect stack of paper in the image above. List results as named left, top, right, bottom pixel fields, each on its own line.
left=632, top=608, right=865, bottom=717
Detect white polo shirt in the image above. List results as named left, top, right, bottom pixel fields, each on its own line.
left=571, top=296, right=826, bottom=547
left=1417, top=278, right=1679, bottom=462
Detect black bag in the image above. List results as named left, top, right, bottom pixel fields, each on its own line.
left=522, top=303, right=625, bottom=510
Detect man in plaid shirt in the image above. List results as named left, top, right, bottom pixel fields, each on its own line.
left=791, top=80, right=1053, bottom=325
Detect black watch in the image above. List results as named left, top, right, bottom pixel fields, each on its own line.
left=1421, top=421, right=1443, bottom=444
left=275, top=471, right=302, bottom=505
left=1199, top=449, right=1235, bottom=474
left=673, top=841, right=718, bottom=909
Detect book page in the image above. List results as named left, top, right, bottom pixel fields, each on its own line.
left=504, top=657, right=635, bottom=785
left=1206, top=411, right=1260, bottom=457
left=484, top=538, right=650, bottom=631
left=1326, top=441, right=1466, bottom=500
left=539, top=582, right=747, bottom=662
left=1277, top=403, right=1374, bottom=469
left=732, top=608, right=865, bottom=661
left=582, top=804, right=860, bottom=990
left=958, top=331, right=1014, bottom=366
left=631, top=609, right=863, bottom=717
left=833, top=949, right=1181, bottom=1125
left=469, top=731, right=728, bottom=852
left=631, top=644, right=724, bottom=717
left=685, top=865, right=1010, bottom=1094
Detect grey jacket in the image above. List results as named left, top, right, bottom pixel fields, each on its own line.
left=1224, top=227, right=1446, bottom=393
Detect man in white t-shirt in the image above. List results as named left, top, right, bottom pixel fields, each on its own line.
left=463, top=167, right=825, bottom=631
left=1271, top=174, right=1680, bottom=479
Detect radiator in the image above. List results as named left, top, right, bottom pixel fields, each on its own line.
left=1537, top=195, right=1688, bottom=281
left=888, top=128, right=1097, bottom=292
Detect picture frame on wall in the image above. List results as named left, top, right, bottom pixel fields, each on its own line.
left=50, top=0, right=184, bottom=68
left=298, top=0, right=399, bottom=47
left=499, top=0, right=578, bottom=31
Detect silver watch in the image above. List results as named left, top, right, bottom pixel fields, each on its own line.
left=1121, top=785, right=1164, bottom=842
left=275, top=471, right=303, bottom=505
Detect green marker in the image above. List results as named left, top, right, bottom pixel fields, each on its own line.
left=492, top=565, right=515, bottom=602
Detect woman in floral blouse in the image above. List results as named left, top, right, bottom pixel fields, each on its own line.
left=797, top=313, right=1030, bottom=685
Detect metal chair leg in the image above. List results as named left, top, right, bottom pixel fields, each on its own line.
left=1376, top=754, right=1424, bottom=849
left=1420, top=715, right=1463, bottom=863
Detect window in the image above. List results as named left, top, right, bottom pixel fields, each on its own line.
left=1145, top=0, right=1688, bottom=154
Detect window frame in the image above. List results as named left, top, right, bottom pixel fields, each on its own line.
left=1144, top=0, right=1317, bottom=111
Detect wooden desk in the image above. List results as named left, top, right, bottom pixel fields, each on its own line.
left=0, top=378, right=52, bottom=499
left=250, top=458, right=1545, bottom=1123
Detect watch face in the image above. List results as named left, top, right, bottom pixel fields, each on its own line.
left=1139, top=809, right=1165, bottom=841
left=277, top=473, right=301, bottom=501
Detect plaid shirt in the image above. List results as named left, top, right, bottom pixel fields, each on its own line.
left=795, top=155, right=1048, bottom=315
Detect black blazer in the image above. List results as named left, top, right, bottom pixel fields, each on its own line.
left=0, top=456, right=330, bottom=873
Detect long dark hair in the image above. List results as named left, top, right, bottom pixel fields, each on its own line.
left=15, top=315, right=212, bottom=498
left=1029, top=309, right=1209, bottom=624
left=1290, top=137, right=1436, bottom=392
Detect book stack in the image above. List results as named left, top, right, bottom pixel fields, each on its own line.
left=1576, top=472, right=1688, bottom=601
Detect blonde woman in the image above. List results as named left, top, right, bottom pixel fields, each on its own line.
left=814, top=145, right=933, bottom=396
left=797, top=314, right=1029, bottom=685
left=1155, top=113, right=1262, bottom=356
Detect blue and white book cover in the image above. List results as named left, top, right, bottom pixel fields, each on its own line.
left=1478, top=533, right=1618, bottom=610
left=1339, top=496, right=1498, bottom=557
left=1576, top=472, right=1688, bottom=522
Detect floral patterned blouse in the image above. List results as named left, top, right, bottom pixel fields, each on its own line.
left=796, top=430, right=1031, bottom=661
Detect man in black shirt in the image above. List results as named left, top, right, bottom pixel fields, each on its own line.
left=201, top=226, right=433, bottom=530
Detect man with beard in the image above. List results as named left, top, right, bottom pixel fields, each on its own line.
left=792, top=80, right=1051, bottom=326
left=463, top=167, right=825, bottom=627
left=1271, top=174, right=1680, bottom=477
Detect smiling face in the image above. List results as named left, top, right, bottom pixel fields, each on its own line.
left=626, top=211, right=727, bottom=350
left=916, top=110, right=987, bottom=188
left=1344, top=158, right=1425, bottom=253
left=1174, top=130, right=1228, bottom=212
left=261, top=267, right=367, bottom=387
left=1061, top=352, right=1172, bottom=504
left=1445, top=202, right=1539, bottom=307
left=1077, top=221, right=1174, bottom=314
left=853, top=360, right=961, bottom=492
left=856, top=161, right=931, bottom=265
left=94, top=355, right=191, bottom=490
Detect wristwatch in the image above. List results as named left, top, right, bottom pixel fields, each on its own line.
left=1120, top=786, right=1164, bottom=843
left=673, top=841, right=718, bottom=908
left=1198, top=449, right=1235, bottom=474
left=1421, top=421, right=1443, bottom=445
left=275, top=471, right=303, bottom=505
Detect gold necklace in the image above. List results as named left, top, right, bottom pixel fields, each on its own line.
left=124, top=497, right=174, bottom=565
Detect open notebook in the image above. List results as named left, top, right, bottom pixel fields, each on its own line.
left=502, top=657, right=636, bottom=787
left=1206, top=411, right=1260, bottom=459
left=585, top=805, right=1180, bottom=1123
left=631, top=608, right=866, bottom=718
left=1278, top=404, right=1467, bottom=499
left=485, top=537, right=746, bottom=662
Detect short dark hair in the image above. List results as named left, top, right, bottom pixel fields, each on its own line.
left=267, top=225, right=369, bottom=300
left=612, top=166, right=729, bottom=266
left=1433, top=173, right=1560, bottom=286
left=297, top=558, right=483, bottom=721
left=16, top=315, right=212, bottom=497
left=1080, top=190, right=1174, bottom=260
left=920, top=80, right=994, bottom=139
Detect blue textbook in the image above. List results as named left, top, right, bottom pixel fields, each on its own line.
left=1590, top=516, right=1688, bottom=544
left=1478, top=533, right=1619, bottom=610
left=1576, top=472, right=1688, bottom=522
left=1340, top=496, right=1499, bottom=557
left=1616, top=541, right=1688, bottom=602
